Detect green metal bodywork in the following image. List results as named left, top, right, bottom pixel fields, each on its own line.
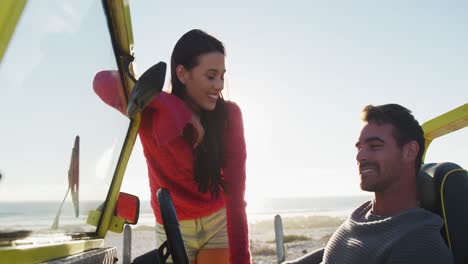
left=1, top=239, right=104, bottom=264
left=422, top=103, right=468, bottom=161
left=0, top=0, right=27, bottom=64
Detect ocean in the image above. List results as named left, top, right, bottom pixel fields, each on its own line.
left=245, top=195, right=372, bottom=223
left=0, top=195, right=372, bottom=231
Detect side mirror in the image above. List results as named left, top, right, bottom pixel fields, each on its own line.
left=115, top=192, right=140, bottom=225
left=127, top=61, right=166, bottom=118
left=92, top=61, right=166, bottom=118
left=93, top=70, right=128, bottom=116
left=87, top=192, right=140, bottom=232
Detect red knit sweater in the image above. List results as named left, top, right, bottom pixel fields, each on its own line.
left=138, top=92, right=251, bottom=264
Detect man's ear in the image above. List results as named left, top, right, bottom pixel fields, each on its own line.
left=176, top=65, right=188, bottom=84
left=403, top=141, right=419, bottom=162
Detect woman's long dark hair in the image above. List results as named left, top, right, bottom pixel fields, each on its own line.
left=171, top=29, right=227, bottom=197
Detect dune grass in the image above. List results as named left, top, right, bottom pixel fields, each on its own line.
left=281, top=215, right=345, bottom=229
left=283, top=234, right=310, bottom=243
left=250, top=215, right=345, bottom=235
left=267, top=234, right=310, bottom=244
left=251, top=241, right=277, bottom=256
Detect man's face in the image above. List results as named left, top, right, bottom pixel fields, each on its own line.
left=355, top=122, right=404, bottom=192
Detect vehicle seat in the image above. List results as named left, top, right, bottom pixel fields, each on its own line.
left=417, top=162, right=468, bottom=264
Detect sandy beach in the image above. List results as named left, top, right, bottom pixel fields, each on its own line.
left=104, top=215, right=345, bottom=264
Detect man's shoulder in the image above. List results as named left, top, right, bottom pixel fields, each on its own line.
left=387, top=226, right=453, bottom=263
left=387, top=211, right=452, bottom=263
left=399, top=207, right=444, bottom=228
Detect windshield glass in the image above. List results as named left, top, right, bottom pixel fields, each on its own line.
left=0, top=1, right=128, bottom=233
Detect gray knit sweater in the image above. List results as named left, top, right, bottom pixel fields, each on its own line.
left=284, top=201, right=453, bottom=264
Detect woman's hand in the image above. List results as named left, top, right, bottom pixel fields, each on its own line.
left=189, top=113, right=204, bottom=149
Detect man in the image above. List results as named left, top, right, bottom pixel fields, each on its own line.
left=284, top=104, right=453, bottom=264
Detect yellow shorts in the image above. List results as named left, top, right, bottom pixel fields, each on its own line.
left=156, top=207, right=228, bottom=262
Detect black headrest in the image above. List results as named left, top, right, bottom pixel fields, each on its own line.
left=417, top=162, right=468, bottom=264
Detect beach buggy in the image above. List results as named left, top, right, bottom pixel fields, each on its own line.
left=0, top=0, right=467, bottom=263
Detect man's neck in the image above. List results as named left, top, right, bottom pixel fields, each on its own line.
left=371, top=177, right=419, bottom=216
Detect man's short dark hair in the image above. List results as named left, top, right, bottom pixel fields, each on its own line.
left=361, top=104, right=425, bottom=171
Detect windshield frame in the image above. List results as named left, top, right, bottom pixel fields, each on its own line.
left=95, top=0, right=140, bottom=239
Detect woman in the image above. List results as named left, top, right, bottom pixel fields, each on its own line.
left=138, top=29, right=250, bottom=264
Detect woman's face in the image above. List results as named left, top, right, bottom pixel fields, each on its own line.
left=178, top=51, right=225, bottom=113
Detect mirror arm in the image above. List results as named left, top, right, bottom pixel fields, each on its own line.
left=119, top=51, right=137, bottom=84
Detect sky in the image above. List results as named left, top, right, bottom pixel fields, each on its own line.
left=0, top=0, right=466, bottom=208
left=121, top=0, right=468, bottom=205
